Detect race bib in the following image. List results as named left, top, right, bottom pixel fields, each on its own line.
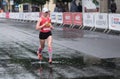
left=43, top=28, right=51, bottom=30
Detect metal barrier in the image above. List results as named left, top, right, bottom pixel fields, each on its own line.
left=0, top=12, right=120, bottom=33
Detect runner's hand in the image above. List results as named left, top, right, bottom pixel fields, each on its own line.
left=51, top=26, right=54, bottom=29
left=45, top=21, right=49, bottom=25
left=41, top=21, right=49, bottom=28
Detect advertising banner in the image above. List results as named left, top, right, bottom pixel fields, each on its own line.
left=1, top=13, right=6, bottom=18
left=23, top=13, right=28, bottom=20
left=83, top=13, right=95, bottom=27
left=50, top=12, right=57, bottom=23
left=56, top=12, right=63, bottom=24
left=72, top=13, right=82, bottom=26
left=9, top=13, right=13, bottom=19
left=15, top=13, right=19, bottom=19
left=95, top=13, right=108, bottom=29
left=29, top=12, right=39, bottom=21
left=0, top=13, right=1, bottom=17
left=63, top=12, right=72, bottom=24
left=19, top=13, right=24, bottom=20
left=6, top=12, right=9, bottom=19
left=109, top=14, right=120, bottom=31
left=13, top=13, right=17, bottom=19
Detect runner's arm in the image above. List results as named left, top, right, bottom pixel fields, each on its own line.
left=50, top=23, right=54, bottom=29
left=36, top=18, right=48, bottom=30
left=49, top=19, right=54, bottom=29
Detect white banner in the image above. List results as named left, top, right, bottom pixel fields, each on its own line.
left=9, top=12, right=39, bottom=21
left=109, top=14, right=120, bottom=31
left=30, top=12, right=39, bottom=21
left=56, top=12, right=63, bottom=24
left=0, top=13, right=6, bottom=18
left=95, top=13, right=108, bottom=29
left=15, top=13, right=19, bottom=19
left=9, top=13, right=14, bottom=19
left=0, top=14, right=1, bottom=18
left=23, top=13, right=29, bottom=20
left=19, top=13, right=24, bottom=20
left=50, top=12, right=56, bottom=23
left=83, top=13, right=95, bottom=27
left=9, top=13, right=19, bottom=19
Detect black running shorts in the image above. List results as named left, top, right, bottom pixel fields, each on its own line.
left=39, top=31, right=52, bottom=39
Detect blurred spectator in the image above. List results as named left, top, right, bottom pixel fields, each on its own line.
left=110, top=0, right=117, bottom=13
left=78, top=2, right=82, bottom=12
left=54, top=2, right=65, bottom=12
left=64, top=2, right=69, bottom=12
left=70, top=0, right=79, bottom=12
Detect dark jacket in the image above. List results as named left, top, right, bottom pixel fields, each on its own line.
left=54, top=7, right=64, bottom=12
left=70, top=0, right=79, bottom=12
left=110, top=2, right=117, bottom=13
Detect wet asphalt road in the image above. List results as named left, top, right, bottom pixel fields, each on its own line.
left=0, top=19, right=120, bottom=79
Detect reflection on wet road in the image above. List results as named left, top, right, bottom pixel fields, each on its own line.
left=0, top=19, right=120, bottom=79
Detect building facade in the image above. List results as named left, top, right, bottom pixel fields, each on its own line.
left=1, top=0, right=120, bottom=13
left=115, top=0, right=120, bottom=13
left=100, top=0, right=120, bottom=13
left=45, top=0, right=120, bottom=13
left=44, top=0, right=55, bottom=12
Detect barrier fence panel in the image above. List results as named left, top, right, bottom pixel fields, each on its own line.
left=1, top=12, right=120, bottom=33
left=6, top=12, right=9, bottom=19
left=83, top=13, right=95, bottom=28
left=109, top=14, right=120, bottom=31
left=56, top=12, right=63, bottom=24
left=9, top=13, right=14, bottom=19
left=14, top=13, right=17, bottom=19
left=72, top=12, right=83, bottom=26
left=0, top=13, right=1, bottom=17
left=95, top=13, right=108, bottom=29
left=16, top=13, right=19, bottom=20
left=63, top=12, right=72, bottom=25
left=30, top=12, right=39, bottom=21
left=0, top=13, right=6, bottom=18
left=24, top=13, right=29, bottom=21
left=0, top=13, right=2, bottom=18
left=18, top=13, right=24, bottom=20
left=2, top=13, right=5, bottom=18
left=15, top=13, right=18, bottom=19
left=50, top=12, right=57, bottom=23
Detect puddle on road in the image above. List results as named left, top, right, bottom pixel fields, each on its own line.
left=0, top=57, right=117, bottom=79
left=0, top=43, right=119, bottom=79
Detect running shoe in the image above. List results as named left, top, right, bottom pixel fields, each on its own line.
left=48, top=59, right=52, bottom=64
left=37, top=51, right=42, bottom=60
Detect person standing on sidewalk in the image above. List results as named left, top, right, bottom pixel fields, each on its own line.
left=36, top=7, right=54, bottom=63
left=110, top=0, right=117, bottom=13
